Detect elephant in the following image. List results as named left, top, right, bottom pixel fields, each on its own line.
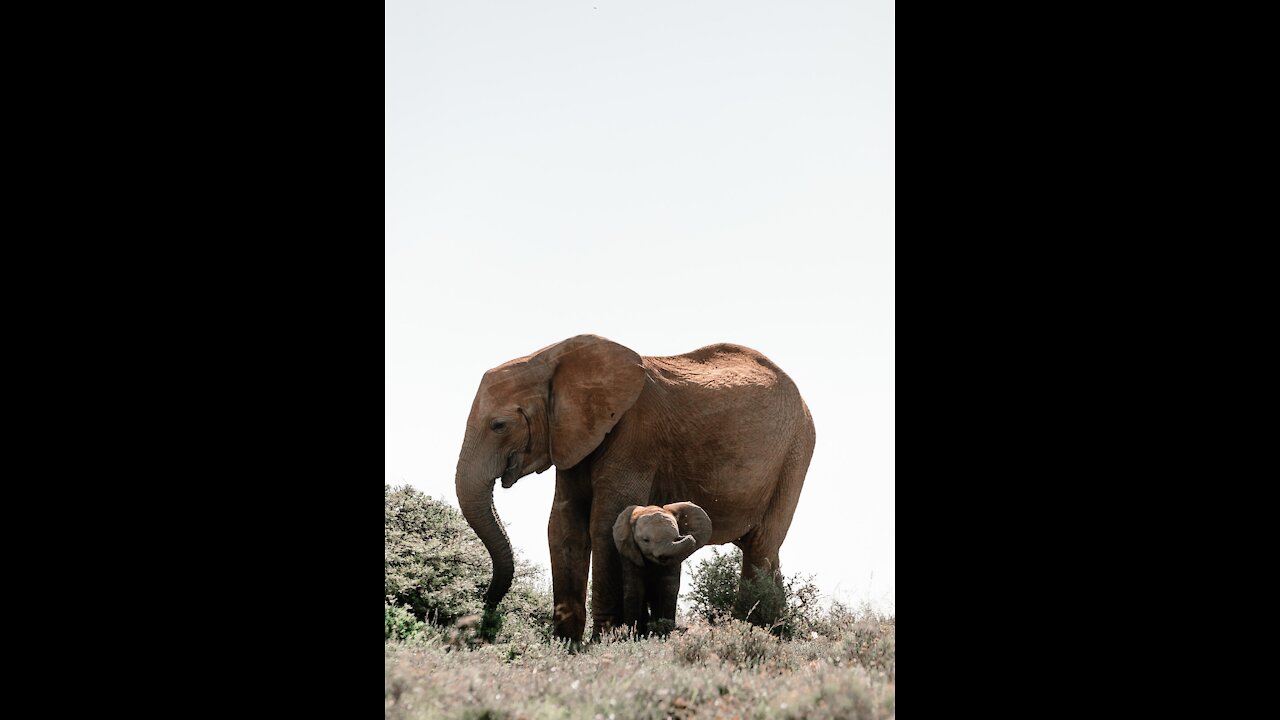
left=612, top=502, right=712, bottom=636
left=453, top=334, right=815, bottom=643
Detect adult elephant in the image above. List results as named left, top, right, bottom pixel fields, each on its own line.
left=454, top=334, right=815, bottom=642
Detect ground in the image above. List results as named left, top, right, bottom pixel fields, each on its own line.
left=385, top=617, right=895, bottom=720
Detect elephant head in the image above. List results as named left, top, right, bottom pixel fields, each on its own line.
left=612, top=502, right=713, bottom=567
left=454, top=335, right=647, bottom=608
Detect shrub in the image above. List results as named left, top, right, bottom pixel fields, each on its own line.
left=684, top=546, right=742, bottom=623
left=735, top=568, right=787, bottom=627
left=385, top=602, right=427, bottom=641
left=684, top=546, right=824, bottom=638
left=384, top=484, right=552, bottom=643
left=712, top=619, right=778, bottom=666
left=775, top=573, right=823, bottom=639
left=836, top=617, right=896, bottom=679
left=672, top=618, right=778, bottom=667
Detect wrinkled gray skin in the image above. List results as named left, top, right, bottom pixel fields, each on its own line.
left=612, top=502, right=712, bottom=635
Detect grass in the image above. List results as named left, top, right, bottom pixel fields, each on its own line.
left=384, top=613, right=894, bottom=720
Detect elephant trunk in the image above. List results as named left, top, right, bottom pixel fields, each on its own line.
left=664, top=534, right=700, bottom=564
left=456, top=468, right=515, bottom=609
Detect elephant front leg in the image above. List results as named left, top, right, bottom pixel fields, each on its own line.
left=648, top=565, right=682, bottom=636
left=620, top=564, right=644, bottom=633
left=655, top=566, right=686, bottom=627
left=588, top=495, right=637, bottom=639
left=589, top=526, right=625, bottom=638
left=549, top=473, right=592, bottom=643
left=587, top=469, right=655, bottom=640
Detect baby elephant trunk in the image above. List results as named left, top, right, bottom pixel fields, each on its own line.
left=654, top=534, right=699, bottom=564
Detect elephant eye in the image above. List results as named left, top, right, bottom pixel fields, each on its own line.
left=640, top=536, right=649, bottom=543
left=490, top=419, right=507, bottom=432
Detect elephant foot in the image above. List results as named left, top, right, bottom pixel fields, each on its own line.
left=558, top=638, right=585, bottom=654
left=552, top=600, right=587, bottom=644
left=651, top=618, right=676, bottom=636
left=590, top=619, right=614, bottom=642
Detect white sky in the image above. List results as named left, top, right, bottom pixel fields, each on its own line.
left=386, top=0, right=894, bottom=613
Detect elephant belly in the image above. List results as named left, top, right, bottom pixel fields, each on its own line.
left=650, top=465, right=781, bottom=545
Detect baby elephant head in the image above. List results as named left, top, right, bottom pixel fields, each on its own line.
left=612, top=502, right=713, bottom=567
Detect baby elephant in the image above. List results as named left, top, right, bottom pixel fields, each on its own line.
left=612, top=502, right=712, bottom=636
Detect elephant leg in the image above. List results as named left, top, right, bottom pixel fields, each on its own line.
left=549, top=468, right=592, bottom=642
left=738, top=535, right=776, bottom=580
left=734, top=536, right=781, bottom=625
left=637, top=591, right=650, bottom=637
left=588, top=505, right=626, bottom=638
left=588, top=485, right=651, bottom=638
left=735, top=442, right=811, bottom=625
left=585, top=460, right=656, bottom=639
left=739, top=535, right=781, bottom=583
left=743, top=438, right=813, bottom=584
left=620, top=564, right=645, bottom=632
left=650, top=565, right=681, bottom=636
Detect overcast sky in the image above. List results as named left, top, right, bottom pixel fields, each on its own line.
left=386, top=0, right=894, bottom=613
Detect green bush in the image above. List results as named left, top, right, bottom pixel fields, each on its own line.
left=384, top=484, right=552, bottom=643
left=735, top=568, right=787, bottom=627
left=684, top=547, right=824, bottom=638
left=684, top=546, right=742, bottom=623
left=385, top=602, right=427, bottom=641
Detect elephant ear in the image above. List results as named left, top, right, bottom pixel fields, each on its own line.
left=612, top=505, right=645, bottom=566
left=664, top=502, right=712, bottom=549
left=537, top=335, right=646, bottom=469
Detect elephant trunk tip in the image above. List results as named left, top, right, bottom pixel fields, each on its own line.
left=659, top=535, right=699, bottom=564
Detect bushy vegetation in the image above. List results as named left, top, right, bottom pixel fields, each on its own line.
left=386, top=611, right=895, bottom=719
left=685, top=547, right=742, bottom=624
left=385, top=602, right=429, bottom=642
left=385, top=484, right=895, bottom=717
left=684, top=547, right=824, bottom=639
left=385, top=484, right=553, bottom=644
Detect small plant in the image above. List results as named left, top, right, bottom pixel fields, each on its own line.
left=385, top=602, right=426, bottom=641
left=478, top=606, right=504, bottom=642
left=672, top=617, right=778, bottom=667
left=837, top=618, right=896, bottom=679
left=718, top=619, right=777, bottom=666
left=684, top=547, right=825, bottom=638
left=736, top=568, right=787, bottom=627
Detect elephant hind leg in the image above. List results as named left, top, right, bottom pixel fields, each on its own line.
left=735, top=431, right=814, bottom=624
left=747, top=433, right=812, bottom=575
left=733, top=534, right=780, bottom=625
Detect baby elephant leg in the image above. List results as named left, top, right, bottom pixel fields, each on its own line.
left=647, top=564, right=683, bottom=636
left=620, top=564, right=646, bottom=634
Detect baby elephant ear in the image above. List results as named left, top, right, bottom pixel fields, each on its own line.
left=612, top=505, right=644, bottom=566
left=664, top=502, right=712, bottom=549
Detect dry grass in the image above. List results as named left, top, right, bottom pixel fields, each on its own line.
left=385, top=616, right=895, bottom=720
